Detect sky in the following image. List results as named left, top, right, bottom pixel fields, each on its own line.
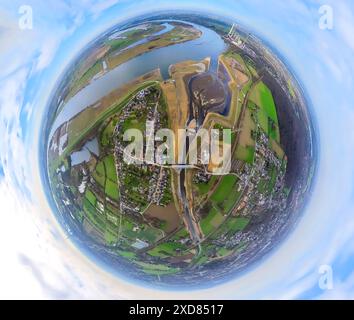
left=0, top=0, right=354, bottom=299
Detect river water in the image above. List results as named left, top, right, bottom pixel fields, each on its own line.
left=70, top=137, right=99, bottom=166
left=51, top=20, right=227, bottom=136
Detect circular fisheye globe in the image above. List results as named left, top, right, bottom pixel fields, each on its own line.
left=44, top=12, right=316, bottom=288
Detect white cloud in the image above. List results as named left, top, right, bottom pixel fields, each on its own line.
left=88, top=0, right=121, bottom=19
left=36, top=37, right=60, bottom=71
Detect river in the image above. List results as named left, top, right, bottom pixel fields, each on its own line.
left=50, top=20, right=227, bottom=136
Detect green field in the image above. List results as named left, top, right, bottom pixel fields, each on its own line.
left=83, top=198, right=106, bottom=232
left=199, top=174, right=242, bottom=236
left=210, top=175, right=238, bottom=203
left=223, top=191, right=241, bottom=212
left=103, top=155, right=117, bottom=183
left=118, top=250, right=136, bottom=259
left=92, top=162, right=105, bottom=186
left=105, top=179, right=119, bottom=200
left=100, top=118, right=117, bottom=147
left=217, top=247, right=234, bottom=258
left=250, top=82, right=277, bottom=122
left=235, top=145, right=255, bottom=163
left=148, top=241, right=188, bottom=258
left=225, top=217, right=250, bottom=233
left=138, top=226, right=162, bottom=243
left=134, top=261, right=180, bottom=275
left=121, top=115, right=147, bottom=133
left=105, top=228, right=118, bottom=245
left=200, top=207, right=224, bottom=235
left=111, top=213, right=163, bottom=247
left=249, top=81, right=280, bottom=142
left=85, top=189, right=97, bottom=207
left=91, top=154, right=119, bottom=201
left=268, top=118, right=278, bottom=141
left=170, top=228, right=189, bottom=241
left=197, top=175, right=218, bottom=195
left=211, top=216, right=250, bottom=240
